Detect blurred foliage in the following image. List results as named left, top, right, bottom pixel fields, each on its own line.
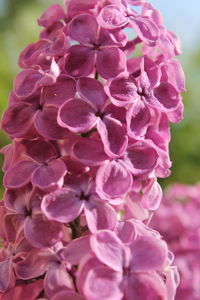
left=0, top=0, right=200, bottom=197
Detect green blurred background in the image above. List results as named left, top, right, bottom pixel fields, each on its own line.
left=0, top=0, right=200, bottom=197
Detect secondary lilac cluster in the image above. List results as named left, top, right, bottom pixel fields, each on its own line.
left=0, top=0, right=185, bottom=299
left=151, top=183, right=200, bottom=300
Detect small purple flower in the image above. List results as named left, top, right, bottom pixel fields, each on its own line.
left=64, top=14, right=127, bottom=78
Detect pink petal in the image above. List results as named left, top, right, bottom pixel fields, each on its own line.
left=41, top=75, right=76, bottom=106
left=73, top=138, right=108, bottom=166
left=62, top=236, right=90, bottom=265
left=41, top=188, right=84, bottom=223
left=0, top=281, right=44, bottom=300
left=148, top=82, right=181, bottom=111
left=131, top=16, right=159, bottom=46
left=58, top=98, right=97, bottom=133
left=68, top=14, right=97, bottom=44
left=34, top=106, right=69, bottom=140
left=90, top=230, right=125, bottom=272
left=66, top=0, right=97, bottom=19
left=161, top=59, right=186, bottom=93
left=168, top=101, right=184, bottom=123
left=65, top=45, right=95, bottom=78
left=77, top=77, right=107, bottom=110
left=96, top=160, right=132, bottom=199
left=97, top=5, right=128, bottom=29
left=1, top=102, right=35, bottom=138
left=98, top=27, right=128, bottom=48
left=37, top=4, right=64, bottom=27
left=141, top=178, right=162, bottom=210
left=107, top=74, right=138, bottom=107
left=31, top=159, right=67, bottom=191
left=44, top=265, right=74, bottom=298
left=19, top=39, right=50, bottom=68
left=84, top=201, right=117, bottom=233
left=117, top=220, right=137, bottom=244
left=96, top=48, right=126, bottom=79
left=0, top=144, right=14, bottom=172
left=126, top=272, right=166, bottom=300
left=24, top=139, right=58, bottom=163
left=130, top=235, right=167, bottom=272
left=24, top=215, right=63, bottom=248
left=126, top=141, right=158, bottom=176
left=166, top=266, right=180, bottom=300
left=15, top=248, right=54, bottom=279
left=4, top=184, right=32, bottom=213
left=14, top=69, right=57, bottom=100
left=51, top=291, right=86, bottom=300
left=3, top=160, right=38, bottom=189
left=0, top=259, right=15, bottom=293
left=126, top=100, right=151, bottom=138
left=97, top=117, right=128, bottom=158
left=83, top=266, right=123, bottom=300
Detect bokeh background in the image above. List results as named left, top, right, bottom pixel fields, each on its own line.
left=0, top=0, right=200, bottom=197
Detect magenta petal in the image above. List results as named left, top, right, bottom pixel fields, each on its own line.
left=63, top=236, right=90, bottom=265
left=66, top=0, right=97, bottom=18
left=31, top=159, right=67, bottom=191
left=152, top=82, right=181, bottom=111
left=168, top=101, right=184, bottom=123
left=96, top=160, right=132, bottom=198
left=126, top=272, right=166, bottom=300
left=126, top=100, right=151, bottom=138
left=41, top=75, right=76, bottom=106
left=96, top=48, right=126, bottom=79
left=97, top=5, right=128, bottom=29
left=83, top=266, right=123, bottom=300
left=131, top=16, right=159, bottom=45
left=2, top=102, right=35, bottom=138
left=0, top=259, right=15, bottom=293
left=77, top=77, right=107, bottom=110
left=41, top=188, right=84, bottom=223
left=108, top=75, right=138, bottom=107
left=37, top=4, right=64, bottom=27
left=65, top=45, right=95, bottom=78
left=68, top=14, right=97, bottom=44
left=58, top=98, right=97, bottom=133
left=44, top=265, right=74, bottom=298
left=4, top=160, right=38, bottom=189
left=35, top=106, right=68, bottom=140
left=51, top=291, right=86, bottom=300
left=14, top=69, right=55, bottom=99
left=24, top=139, right=57, bottom=163
left=3, top=280, right=43, bottom=300
left=15, top=248, right=54, bottom=279
left=126, top=142, right=158, bottom=175
left=4, top=185, right=32, bottom=213
left=97, top=117, right=128, bottom=158
left=130, top=235, right=167, bottom=272
left=19, top=39, right=50, bottom=68
left=73, top=138, right=108, bottom=166
left=90, top=230, right=125, bottom=272
left=24, top=215, right=63, bottom=248
left=84, top=201, right=117, bottom=233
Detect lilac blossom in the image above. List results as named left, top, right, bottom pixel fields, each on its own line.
left=0, top=0, right=185, bottom=298
left=151, top=183, right=200, bottom=300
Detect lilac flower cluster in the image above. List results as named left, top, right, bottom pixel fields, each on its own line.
left=0, top=0, right=185, bottom=299
left=151, top=183, right=200, bottom=300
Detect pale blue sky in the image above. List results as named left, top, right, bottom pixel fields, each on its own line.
left=149, top=0, right=200, bottom=52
